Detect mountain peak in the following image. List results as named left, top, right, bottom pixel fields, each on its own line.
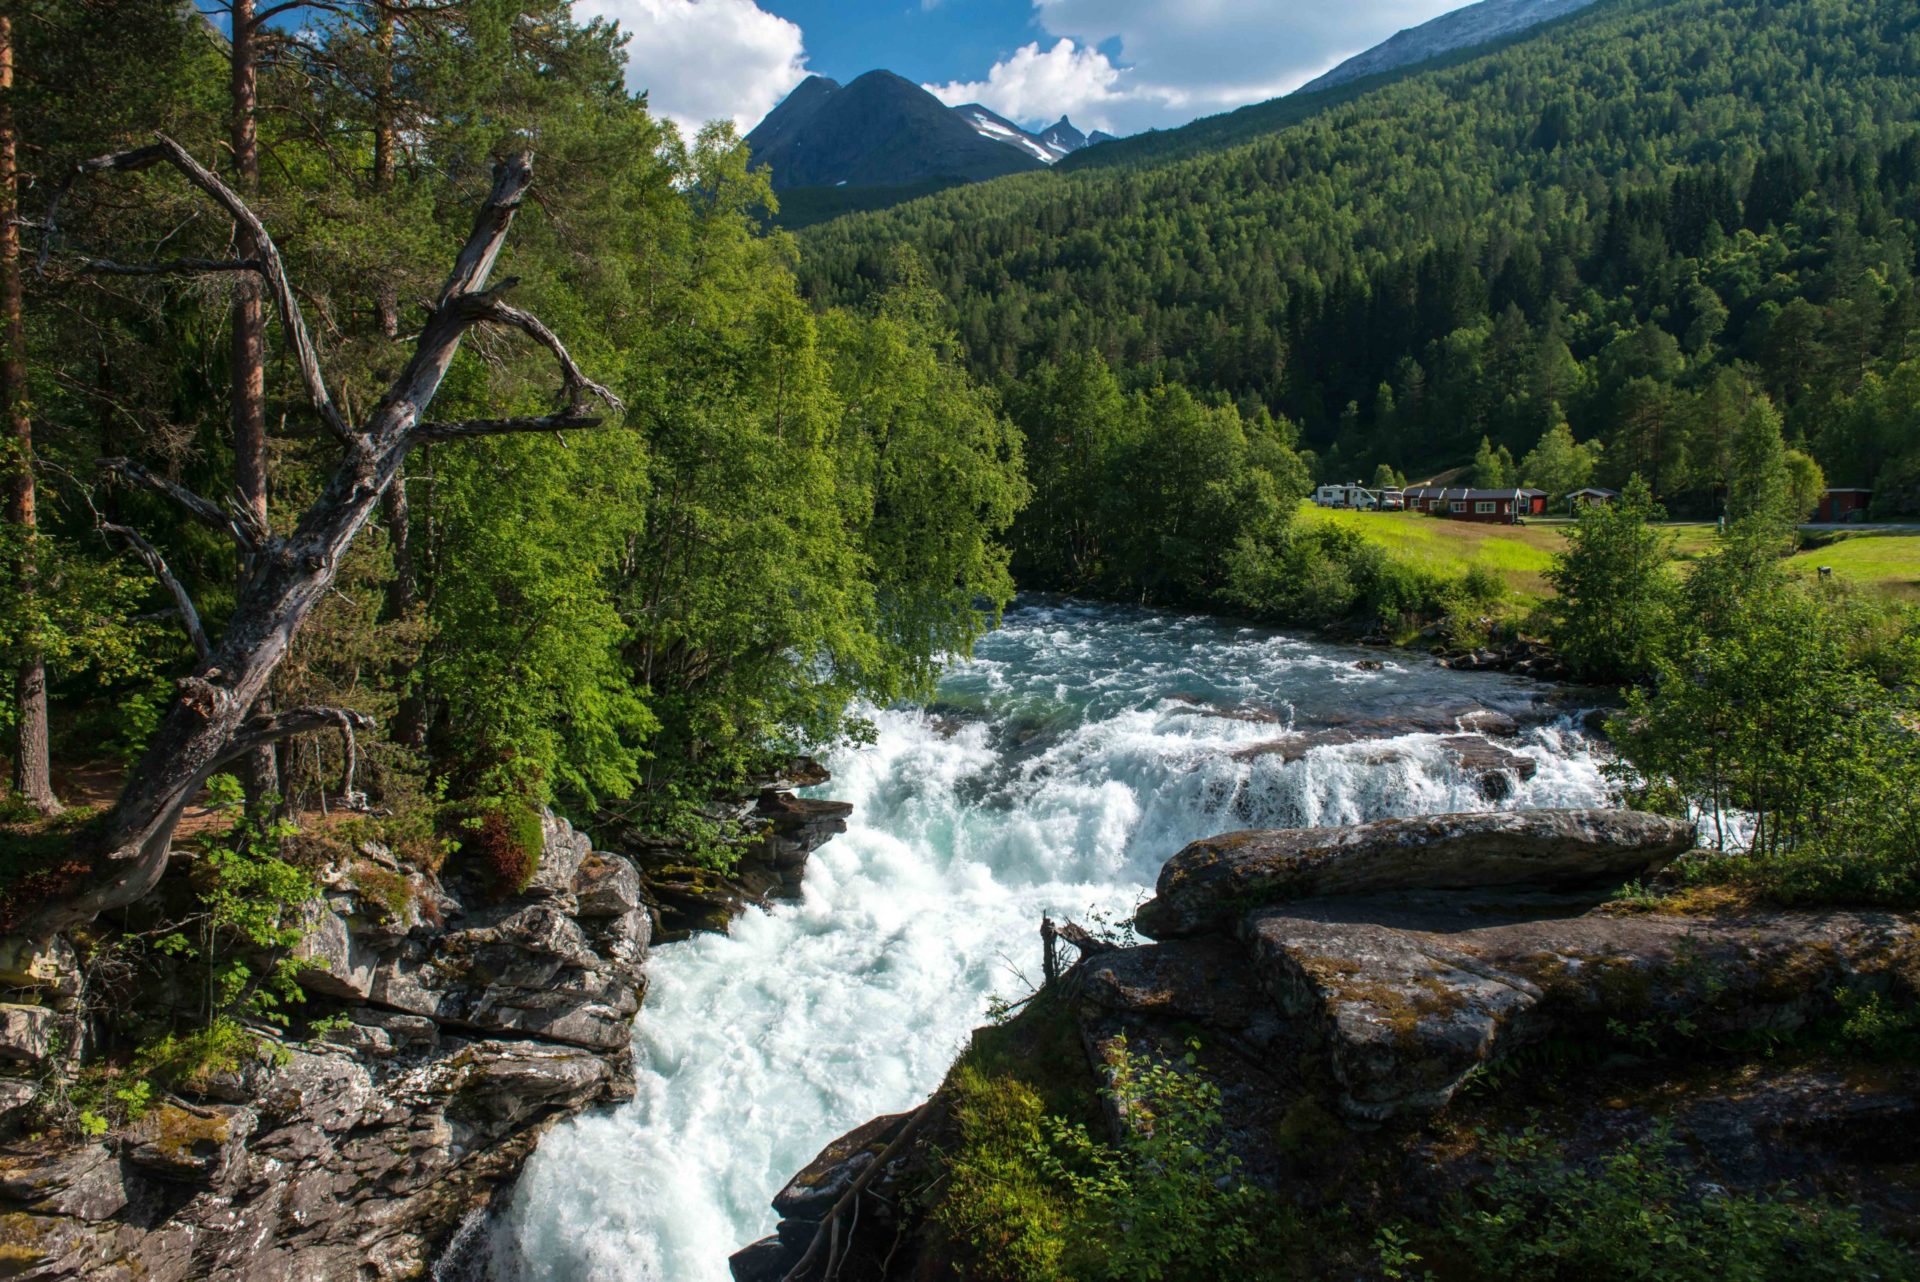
left=743, top=70, right=1046, bottom=192
left=1297, top=0, right=1600, bottom=95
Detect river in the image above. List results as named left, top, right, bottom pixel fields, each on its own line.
left=485, top=598, right=1612, bottom=1280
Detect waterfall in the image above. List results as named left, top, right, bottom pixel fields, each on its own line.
left=491, top=599, right=1611, bottom=1280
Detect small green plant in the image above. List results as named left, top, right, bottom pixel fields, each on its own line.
left=935, top=1037, right=1287, bottom=1282
left=1373, top=1224, right=1431, bottom=1281
left=134, top=1017, right=275, bottom=1092
left=348, top=862, right=415, bottom=922
left=451, top=798, right=546, bottom=895
left=1039, top=1038, right=1281, bottom=1281
left=1834, top=986, right=1920, bottom=1058
left=1444, top=1122, right=1912, bottom=1280
left=159, top=777, right=316, bottom=1033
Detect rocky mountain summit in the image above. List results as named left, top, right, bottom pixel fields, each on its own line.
left=744, top=73, right=1104, bottom=194
left=1298, top=0, right=1600, bottom=95
left=736, top=808, right=1920, bottom=1280
left=743, top=72, right=1048, bottom=192
left=0, top=772, right=848, bottom=1280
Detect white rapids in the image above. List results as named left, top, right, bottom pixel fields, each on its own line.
left=485, top=598, right=1613, bottom=1280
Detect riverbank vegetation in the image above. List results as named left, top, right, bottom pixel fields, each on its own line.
left=1547, top=481, right=1920, bottom=910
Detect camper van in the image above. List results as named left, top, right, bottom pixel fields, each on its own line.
left=1311, top=482, right=1379, bottom=510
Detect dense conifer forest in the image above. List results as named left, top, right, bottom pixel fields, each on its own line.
left=798, top=0, right=1920, bottom=518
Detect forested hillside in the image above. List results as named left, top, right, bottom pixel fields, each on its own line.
left=799, top=0, right=1920, bottom=517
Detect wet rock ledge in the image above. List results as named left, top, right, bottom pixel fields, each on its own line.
left=737, top=808, right=1920, bottom=1281
left=0, top=767, right=850, bottom=1281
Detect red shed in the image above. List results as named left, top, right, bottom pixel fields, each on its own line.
left=1813, top=488, right=1872, bottom=523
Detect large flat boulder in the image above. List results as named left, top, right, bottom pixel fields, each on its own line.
left=1134, top=808, right=1694, bottom=939
left=1246, top=895, right=1920, bottom=1121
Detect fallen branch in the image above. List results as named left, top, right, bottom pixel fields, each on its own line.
left=780, top=1099, right=939, bottom=1282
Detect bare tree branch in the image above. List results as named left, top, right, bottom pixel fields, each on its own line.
left=222, top=704, right=376, bottom=761
left=98, top=457, right=258, bottom=552
left=12, top=152, right=621, bottom=941
left=78, top=256, right=258, bottom=277
left=473, top=296, right=623, bottom=412
left=412, top=412, right=604, bottom=443
left=61, top=135, right=355, bottom=448
left=101, top=523, right=212, bottom=660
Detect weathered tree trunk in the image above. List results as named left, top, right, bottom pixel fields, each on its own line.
left=228, top=0, right=278, bottom=807
left=15, top=140, right=616, bottom=940
left=0, top=16, right=58, bottom=816
left=371, top=7, right=424, bottom=749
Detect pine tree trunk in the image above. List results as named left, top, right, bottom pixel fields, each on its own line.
left=229, top=0, right=278, bottom=806
left=372, top=9, right=424, bottom=749
left=1, top=17, right=59, bottom=815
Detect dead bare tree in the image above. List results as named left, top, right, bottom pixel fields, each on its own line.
left=14, top=133, right=617, bottom=941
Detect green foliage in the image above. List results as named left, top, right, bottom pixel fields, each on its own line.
left=1444, top=1124, right=1911, bottom=1281
left=10, top=0, right=1025, bottom=859
left=0, top=516, right=165, bottom=752
left=1518, top=406, right=1601, bottom=498
left=1005, top=356, right=1306, bottom=607
left=1613, top=552, right=1915, bottom=870
left=132, top=1019, right=266, bottom=1093
left=452, top=799, right=545, bottom=897
left=1471, top=435, right=1517, bottom=488
left=935, top=1039, right=1288, bottom=1282
left=937, top=1065, right=1072, bottom=1282
left=1833, top=986, right=1920, bottom=1059
left=163, top=777, right=317, bottom=1033
left=798, top=0, right=1920, bottom=514
left=1546, top=477, right=1679, bottom=683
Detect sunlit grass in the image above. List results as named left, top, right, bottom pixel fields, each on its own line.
left=1789, top=531, right=1920, bottom=600
left=1297, top=503, right=1559, bottom=598
left=1297, top=503, right=1918, bottom=602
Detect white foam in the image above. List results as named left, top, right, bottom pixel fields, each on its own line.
left=491, top=602, right=1610, bottom=1280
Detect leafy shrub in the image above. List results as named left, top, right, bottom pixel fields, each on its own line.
left=455, top=800, right=545, bottom=896
left=1456, top=561, right=1507, bottom=605
left=1446, top=1124, right=1911, bottom=1281
left=133, top=1018, right=265, bottom=1092
left=935, top=1039, right=1288, bottom=1282
left=348, top=863, right=415, bottom=922
left=156, top=776, right=317, bottom=1037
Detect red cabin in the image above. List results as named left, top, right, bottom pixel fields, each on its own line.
left=1414, top=487, right=1548, bottom=524
left=1813, top=488, right=1872, bottom=523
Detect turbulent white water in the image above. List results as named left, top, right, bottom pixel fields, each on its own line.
left=489, top=598, right=1612, bottom=1281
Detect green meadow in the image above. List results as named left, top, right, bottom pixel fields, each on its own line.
left=1298, top=504, right=1919, bottom=603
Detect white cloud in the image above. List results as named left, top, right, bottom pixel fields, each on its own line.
left=575, top=0, right=810, bottom=137
left=926, top=39, right=1129, bottom=129
left=932, top=0, right=1466, bottom=134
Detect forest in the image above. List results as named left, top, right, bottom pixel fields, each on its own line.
left=0, top=1, right=1023, bottom=864
left=798, top=0, right=1920, bottom=520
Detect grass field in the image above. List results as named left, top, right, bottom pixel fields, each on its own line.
left=1790, top=530, right=1920, bottom=600
left=1298, top=503, right=1919, bottom=602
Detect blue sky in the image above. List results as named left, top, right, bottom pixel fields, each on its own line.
left=761, top=0, right=1058, bottom=88
left=576, top=0, right=1470, bottom=138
